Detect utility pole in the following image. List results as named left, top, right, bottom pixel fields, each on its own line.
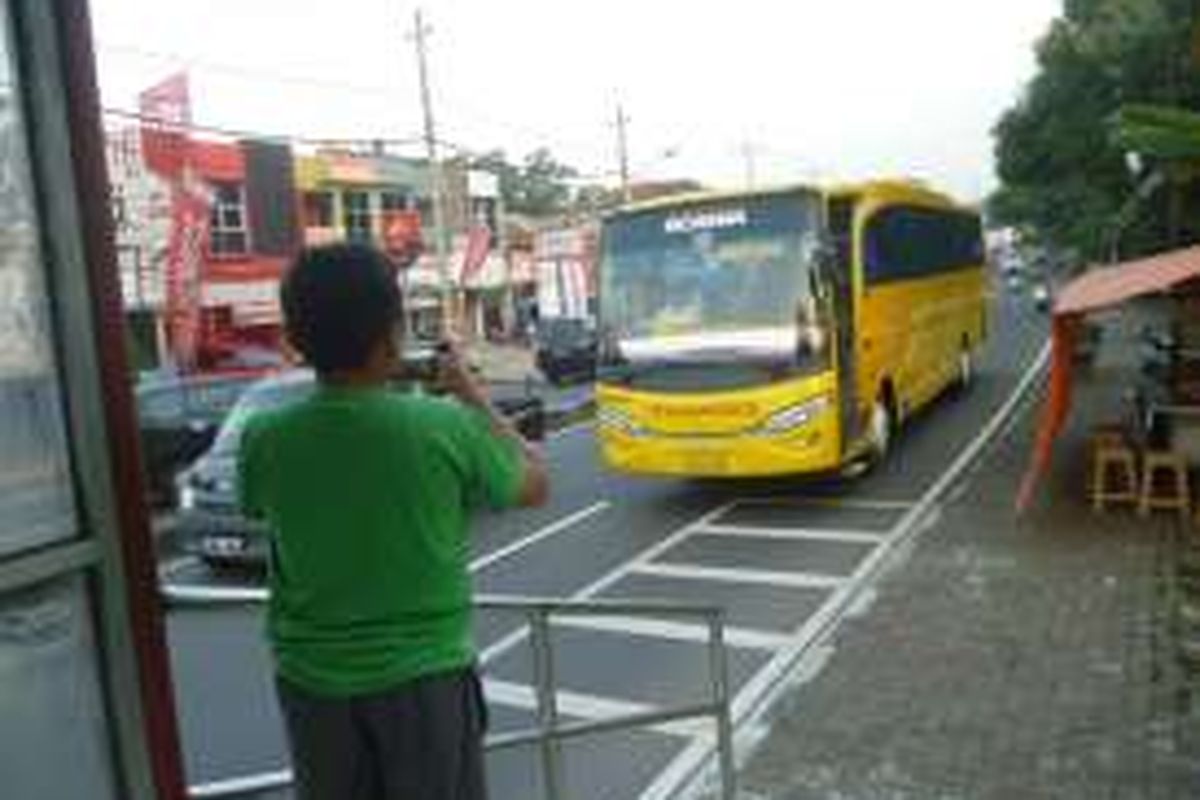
left=411, top=8, right=452, bottom=331
left=615, top=104, right=631, bottom=203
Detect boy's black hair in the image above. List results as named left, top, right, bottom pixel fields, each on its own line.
left=281, top=243, right=402, bottom=374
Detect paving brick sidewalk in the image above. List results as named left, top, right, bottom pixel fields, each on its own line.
left=719, top=366, right=1200, bottom=798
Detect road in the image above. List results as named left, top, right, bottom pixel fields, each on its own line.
left=160, top=288, right=1049, bottom=799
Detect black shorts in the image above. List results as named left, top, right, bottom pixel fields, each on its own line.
left=276, top=666, right=489, bottom=800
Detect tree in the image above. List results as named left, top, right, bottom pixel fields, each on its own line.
left=990, top=0, right=1200, bottom=264
left=469, top=147, right=580, bottom=218
left=516, top=148, right=578, bottom=216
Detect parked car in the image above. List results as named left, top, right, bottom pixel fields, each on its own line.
left=176, top=366, right=544, bottom=569
left=534, top=317, right=597, bottom=385
left=135, top=372, right=260, bottom=508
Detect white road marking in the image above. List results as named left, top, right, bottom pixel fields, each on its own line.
left=549, top=613, right=788, bottom=651
left=641, top=339, right=1053, bottom=800
left=548, top=420, right=594, bottom=440
left=469, top=501, right=611, bottom=574
left=631, top=562, right=844, bottom=591
left=483, top=679, right=710, bottom=739
left=692, top=523, right=887, bottom=545
left=164, top=584, right=267, bottom=604
left=726, top=496, right=916, bottom=512
left=479, top=503, right=736, bottom=665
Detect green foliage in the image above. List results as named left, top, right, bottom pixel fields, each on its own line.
left=470, top=147, right=584, bottom=218
left=991, top=0, right=1200, bottom=262
left=1115, top=103, right=1200, bottom=160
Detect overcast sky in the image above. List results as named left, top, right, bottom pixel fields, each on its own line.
left=91, top=0, right=1060, bottom=202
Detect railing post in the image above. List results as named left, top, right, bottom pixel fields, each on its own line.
left=707, top=612, right=737, bottom=800
left=529, top=607, right=566, bottom=800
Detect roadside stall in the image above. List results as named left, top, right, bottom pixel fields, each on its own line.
left=1017, top=244, right=1200, bottom=513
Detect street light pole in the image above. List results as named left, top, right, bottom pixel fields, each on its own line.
left=411, top=8, right=452, bottom=332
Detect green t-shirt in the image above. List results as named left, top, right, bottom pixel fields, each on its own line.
left=237, top=386, right=523, bottom=696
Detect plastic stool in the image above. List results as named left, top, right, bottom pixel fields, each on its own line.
left=1091, top=444, right=1138, bottom=511
left=1138, top=450, right=1191, bottom=519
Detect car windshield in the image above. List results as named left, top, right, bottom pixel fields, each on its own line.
left=209, top=375, right=314, bottom=457
left=600, top=192, right=823, bottom=342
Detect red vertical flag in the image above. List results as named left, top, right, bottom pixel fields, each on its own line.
left=138, top=72, right=191, bottom=178
left=459, top=225, right=492, bottom=284
left=163, top=188, right=208, bottom=370
left=140, top=73, right=206, bottom=370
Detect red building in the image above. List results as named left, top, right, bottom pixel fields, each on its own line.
left=110, top=74, right=300, bottom=375
left=186, top=139, right=298, bottom=372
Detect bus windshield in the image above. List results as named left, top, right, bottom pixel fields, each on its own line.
left=599, top=192, right=827, bottom=369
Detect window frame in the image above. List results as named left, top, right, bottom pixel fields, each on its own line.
left=302, top=189, right=334, bottom=229
left=208, top=180, right=250, bottom=258
left=342, top=188, right=374, bottom=243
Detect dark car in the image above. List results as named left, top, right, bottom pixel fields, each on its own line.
left=534, top=317, right=597, bottom=385
left=176, top=366, right=544, bottom=569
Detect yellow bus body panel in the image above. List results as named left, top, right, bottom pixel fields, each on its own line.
left=854, top=265, right=987, bottom=431
left=596, top=371, right=841, bottom=477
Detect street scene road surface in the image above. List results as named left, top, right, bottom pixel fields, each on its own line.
left=160, top=289, right=1051, bottom=798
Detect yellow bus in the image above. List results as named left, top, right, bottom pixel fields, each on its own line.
left=595, top=179, right=986, bottom=477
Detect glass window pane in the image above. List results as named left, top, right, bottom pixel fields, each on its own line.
left=0, top=576, right=118, bottom=799
left=0, top=2, right=76, bottom=558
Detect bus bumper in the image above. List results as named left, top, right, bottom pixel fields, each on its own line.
left=597, top=414, right=842, bottom=478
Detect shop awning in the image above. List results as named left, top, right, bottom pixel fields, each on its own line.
left=1016, top=244, right=1200, bottom=512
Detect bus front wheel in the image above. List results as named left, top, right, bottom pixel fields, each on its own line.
left=868, top=397, right=894, bottom=463
left=957, top=346, right=974, bottom=392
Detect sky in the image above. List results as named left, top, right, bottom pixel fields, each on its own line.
left=90, top=0, right=1061, bottom=203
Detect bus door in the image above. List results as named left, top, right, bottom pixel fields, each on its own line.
left=827, top=197, right=860, bottom=455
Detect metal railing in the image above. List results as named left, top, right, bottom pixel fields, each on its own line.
left=163, top=584, right=737, bottom=800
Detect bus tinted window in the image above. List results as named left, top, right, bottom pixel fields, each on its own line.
left=863, top=206, right=982, bottom=283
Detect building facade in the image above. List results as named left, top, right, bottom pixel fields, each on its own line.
left=294, top=147, right=507, bottom=339
left=106, top=127, right=300, bottom=373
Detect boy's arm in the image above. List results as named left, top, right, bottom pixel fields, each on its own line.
left=438, top=342, right=549, bottom=508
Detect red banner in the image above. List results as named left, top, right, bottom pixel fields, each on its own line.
left=163, top=186, right=208, bottom=370
left=139, top=73, right=191, bottom=178
left=460, top=225, right=492, bottom=283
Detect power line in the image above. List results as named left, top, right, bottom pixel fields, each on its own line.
left=101, top=106, right=425, bottom=150
left=100, top=41, right=611, bottom=172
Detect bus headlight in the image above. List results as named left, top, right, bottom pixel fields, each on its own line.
left=757, top=395, right=831, bottom=435
left=597, top=406, right=646, bottom=437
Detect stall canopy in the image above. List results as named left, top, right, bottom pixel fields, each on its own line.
left=1016, top=244, right=1200, bottom=512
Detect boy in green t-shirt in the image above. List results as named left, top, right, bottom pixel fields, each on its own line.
left=239, top=243, right=548, bottom=799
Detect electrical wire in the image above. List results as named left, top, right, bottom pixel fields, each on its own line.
left=102, top=106, right=426, bottom=150
left=99, top=42, right=615, bottom=177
